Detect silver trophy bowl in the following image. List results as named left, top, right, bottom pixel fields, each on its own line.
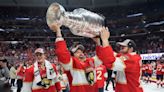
left=46, top=3, right=105, bottom=38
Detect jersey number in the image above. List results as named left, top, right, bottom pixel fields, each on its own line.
left=97, top=71, right=102, bottom=80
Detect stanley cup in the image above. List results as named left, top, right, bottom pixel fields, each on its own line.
left=46, top=3, right=105, bottom=38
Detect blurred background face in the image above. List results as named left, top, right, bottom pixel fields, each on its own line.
left=0, top=61, right=3, bottom=67
left=35, top=53, right=45, bottom=63
left=73, top=49, right=85, bottom=60
left=0, top=61, right=7, bottom=67
left=28, top=60, right=33, bottom=66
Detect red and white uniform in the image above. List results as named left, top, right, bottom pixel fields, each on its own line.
left=141, top=64, right=146, bottom=75
left=96, top=65, right=107, bottom=88
left=146, top=64, right=153, bottom=74
left=55, top=38, right=114, bottom=92
left=17, top=65, right=26, bottom=80
left=21, top=63, right=61, bottom=92
left=98, top=52, right=143, bottom=92
left=156, top=64, right=163, bottom=75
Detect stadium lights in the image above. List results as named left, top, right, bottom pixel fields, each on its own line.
left=15, top=17, right=30, bottom=20
left=0, top=28, right=5, bottom=31
left=127, top=13, right=143, bottom=18
left=144, top=20, right=164, bottom=27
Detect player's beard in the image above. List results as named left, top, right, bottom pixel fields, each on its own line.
left=119, top=47, right=129, bottom=54
left=79, top=55, right=86, bottom=61
left=120, top=50, right=128, bottom=54
left=80, top=54, right=86, bottom=59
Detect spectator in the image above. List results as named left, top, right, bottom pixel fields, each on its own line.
left=9, top=63, right=17, bottom=87
left=0, top=58, right=11, bottom=92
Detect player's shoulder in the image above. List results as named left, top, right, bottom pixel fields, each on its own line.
left=26, top=65, right=34, bottom=71
left=131, top=52, right=142, bottom=60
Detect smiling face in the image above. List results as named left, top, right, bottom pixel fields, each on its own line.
left=119, top=45, right=129, bottom=53
left=35, top=52, right=45, bottom=63
left=73, top=49, right=86, bottom=61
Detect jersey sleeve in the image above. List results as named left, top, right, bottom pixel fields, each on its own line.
left=94, top=46, right=115, bottom=68
left=55, top=38, right=73, bottom=71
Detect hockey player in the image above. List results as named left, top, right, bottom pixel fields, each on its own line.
left=21, top=48, right=62, bottom=92
left=141, top=63, right=147, bottom=82
left=50, top=23, right=115, bottom=92
left=156, top=61, right=163, bottom=87
left=146, top=62, right=153, bottom=83
left=98, top=39, right=143, bottom=92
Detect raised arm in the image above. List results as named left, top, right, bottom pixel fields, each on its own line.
left=50, top=23, right=73, bottom=71
left=92, top=27, right=141, bottom=73
left=93, top=27, right=115, bottom=68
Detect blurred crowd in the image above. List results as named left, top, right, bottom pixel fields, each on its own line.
left=0, top=32, right=163, bottom=64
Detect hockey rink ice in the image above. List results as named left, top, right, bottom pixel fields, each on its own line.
left=11, top=82, right=164, bottom=92
left=104, top=82, right=164, bottom=92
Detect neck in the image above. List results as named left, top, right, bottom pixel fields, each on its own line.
left=79, top=58, right=86, bottom=62
left=38, top=61, right=45, bottom=66
left=120, top=52, right=127, bottom=55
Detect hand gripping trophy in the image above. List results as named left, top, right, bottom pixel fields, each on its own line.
left=46, top=3, right=105, bottom=38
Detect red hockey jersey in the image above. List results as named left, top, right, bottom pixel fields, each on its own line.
left=17, top=65, right=26, bottom=79
left=156, top=64, right=163, bottom=75
left=146, top=64, right=153, bottom=74
left=141, top=64, right=146, bottom=73
left=96, top=65, right=107, bottom=88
